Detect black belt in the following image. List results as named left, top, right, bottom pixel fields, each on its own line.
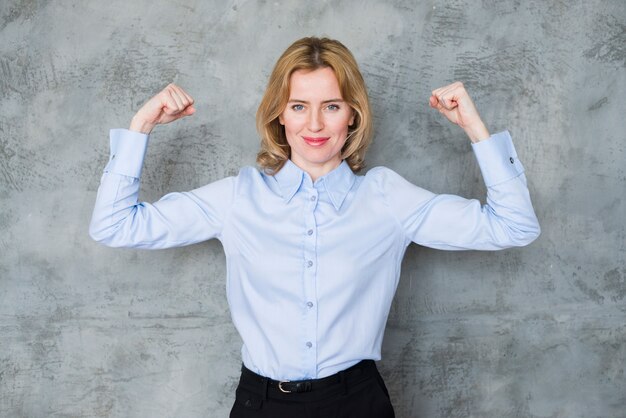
left=240, top=360, right=377, bottom=394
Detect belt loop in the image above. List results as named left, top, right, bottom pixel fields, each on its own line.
left=339, top=370, right=348, bottom=395
left=262, top=377, right=269, bottom=400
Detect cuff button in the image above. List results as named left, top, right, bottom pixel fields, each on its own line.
left=509, top=157, right=514, bottom=164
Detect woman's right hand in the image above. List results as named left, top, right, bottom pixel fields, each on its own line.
left=129, top=84, right=195, bottom=134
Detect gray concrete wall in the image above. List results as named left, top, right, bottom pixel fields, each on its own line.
left=1, top=0, right=624, bottom=417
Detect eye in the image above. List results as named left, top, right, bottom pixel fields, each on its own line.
left=326, top=104, right=340, bottom=111
left=291, top=104, right=305, bottom=111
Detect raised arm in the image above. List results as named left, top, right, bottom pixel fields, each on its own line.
left=376, top=82, right=540, bottom=250
left=89, top=85, right=235, bottom=249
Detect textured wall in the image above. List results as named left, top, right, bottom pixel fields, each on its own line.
left=1, top=0, right=624, bottom=417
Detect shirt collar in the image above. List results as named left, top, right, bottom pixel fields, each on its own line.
left=273, top=160, right=356, bottom=211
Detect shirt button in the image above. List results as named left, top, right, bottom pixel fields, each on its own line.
left=111, top=154, right=116, bottom=159
left=310, top=196, right=316, bottom=201
left=307, top=229, right=313, bottom=236
left=509, top=157, right=515, bottom=164
left=306, top=341, right=313, bottom=348
left=307, top=301, right=314, bottom=308
left=307, top=260, right=313, bottom=268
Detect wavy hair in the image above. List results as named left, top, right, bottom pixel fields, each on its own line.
left=256, top=37, right=372, bottom=174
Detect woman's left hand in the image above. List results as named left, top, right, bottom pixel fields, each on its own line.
left=429, top=81, right=490, bottom=143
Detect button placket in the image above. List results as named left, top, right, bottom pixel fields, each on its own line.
left=301, top=189, right=319, bottom=375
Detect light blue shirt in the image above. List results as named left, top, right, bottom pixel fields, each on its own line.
left=90, top=129, right=540, bottom=380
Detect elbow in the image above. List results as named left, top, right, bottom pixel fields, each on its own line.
left=523, top=225, right=541, bottom=246
left=88, top=219, right=118, bottom=247
left=526, top=215, right=542, bottom=244
left=531, top=221, right=541, bottom=242
left=89, top=221, right=108, bottom=245
left=89, top=206, right=145, bottom=248
left=510, top=219, right=541, bottom=247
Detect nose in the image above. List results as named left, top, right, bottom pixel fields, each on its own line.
left=307, top=109, right=324, bottom=132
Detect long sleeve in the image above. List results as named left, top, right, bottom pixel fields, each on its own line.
left=376, top=130, right=540, bottom=250
left=89, top=129, right=235, bottom=249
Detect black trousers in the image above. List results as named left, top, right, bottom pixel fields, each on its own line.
left=229, top=360, right=395, bottom=418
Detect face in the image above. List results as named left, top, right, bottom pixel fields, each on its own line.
left=279, top=67, right=354, bottom=180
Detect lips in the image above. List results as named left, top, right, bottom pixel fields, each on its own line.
left=302, top=136, right=330, bottom=146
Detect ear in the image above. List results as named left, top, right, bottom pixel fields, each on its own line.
left=349, top=111, right=355, bottom=126
left=278, top=113, right=285, bottom=125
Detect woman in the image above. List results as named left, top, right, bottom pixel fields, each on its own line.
left=90, top=37, right=540, bottom=417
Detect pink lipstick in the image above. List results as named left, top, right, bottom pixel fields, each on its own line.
left=303, top=136, right=330, bottom=146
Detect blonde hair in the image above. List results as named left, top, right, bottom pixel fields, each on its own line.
left=256, top=37, right=372, bottom=174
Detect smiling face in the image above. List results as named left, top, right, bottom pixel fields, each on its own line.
left=279, top=67, right=355, bottom=180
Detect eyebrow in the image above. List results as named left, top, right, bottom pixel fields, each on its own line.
left=288, top=98, right=344, bottom=104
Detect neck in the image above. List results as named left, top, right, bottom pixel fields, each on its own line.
left=292, top=159, right=342, bottom=182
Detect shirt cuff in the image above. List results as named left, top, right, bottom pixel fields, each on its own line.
left=471, top=130, right=525, bottom=187
left=104, top=128, right=149, bottom=178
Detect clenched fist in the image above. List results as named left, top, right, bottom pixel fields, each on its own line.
left=129, top=84, right=195, bottom=134
left=429, top=82, right=490, bottom=143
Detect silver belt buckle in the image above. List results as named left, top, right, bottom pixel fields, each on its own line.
left=278, top=381, right=292, bottom=393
